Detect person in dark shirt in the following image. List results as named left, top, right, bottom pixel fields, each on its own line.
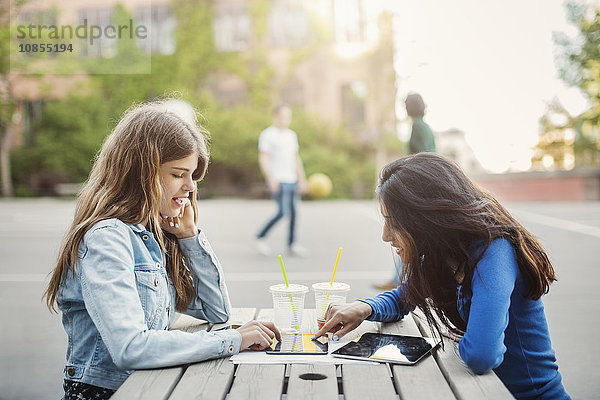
left=374, top=93, right=436, bottom=291
left=406, top=92, right=436, bottom=154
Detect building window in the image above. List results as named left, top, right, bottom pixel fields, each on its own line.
left=268, top=0, right=309, bottom=47
left=135, top=5, right=175, bottom=55
left=16, top=9, right=58, bottom=58
left=332, top=0, right=365, bottom=43
left=77, top=7, right=116, bottom=58
left=17, top=9, right=58, bottom=26
left=213, top=1, right=251, bottom=52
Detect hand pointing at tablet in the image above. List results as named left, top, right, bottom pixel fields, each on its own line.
left=312, top=301, right=373, bottom=341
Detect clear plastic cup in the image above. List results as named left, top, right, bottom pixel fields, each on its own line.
left=269, top=284, right=308, bottom=331
left=312, top=282, right=351, bottom=324
left=279, top=328, right=303, bottom=352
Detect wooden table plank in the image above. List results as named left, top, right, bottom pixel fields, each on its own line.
left=111, top=367, right=184, bottom=400
left=410, top=312, right=514, bottom=400
left=287, top=364, right=339, bottom=400
left=170, top=313, right=210, bottom=333
left=380, top=314, right=422, bottom=336
left=342, top=364, right=397, bottom=400
left=382, top=315, right=456, bottom=400
left=168, top=357, right=234, bottom=400
left=227, top=364, right=286, bottom=400
left=425, top=340, right=514, bottom=400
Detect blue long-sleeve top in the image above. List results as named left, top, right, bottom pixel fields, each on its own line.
left=361, top=238, right=570, bottom=400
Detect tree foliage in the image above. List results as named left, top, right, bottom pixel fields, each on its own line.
left=1, top=0, right=27, bottom=196
left=10, top=0, right=379, bottom=198
left=535, top=1, right=600, bottom=168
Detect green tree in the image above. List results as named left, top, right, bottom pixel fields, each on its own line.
left=10, top=94, right=111, bottom=195
left=0, top=1, right=16, bottom=196
left=536, top=1, right=600, bottom=167
left=0, top=0, right=36, bottom=196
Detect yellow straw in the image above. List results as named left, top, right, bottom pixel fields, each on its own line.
left=325, top=247, right=343, bottom=306
left=278, top=254, right=299, bottom=330
left=279, top=255, right=289, bottom=287
left=330, top=247, right=343, bottom=285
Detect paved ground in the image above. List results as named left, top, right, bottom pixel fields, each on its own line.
left=0, top=198, right=598, bottom=399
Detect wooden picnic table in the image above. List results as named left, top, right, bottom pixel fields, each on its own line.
left=113, top=308, right=513, bottom=400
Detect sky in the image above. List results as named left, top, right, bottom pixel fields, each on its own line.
left=389, top=0, right=591, bottom=173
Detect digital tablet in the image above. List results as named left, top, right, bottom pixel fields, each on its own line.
left=331, top=333, right=440, bottom=365
left=266, top=333, right=328, bottom=355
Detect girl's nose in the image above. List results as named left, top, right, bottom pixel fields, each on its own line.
left=382, top=225, right=392, bottom=243
left=183, top=177, right=195, bottom=192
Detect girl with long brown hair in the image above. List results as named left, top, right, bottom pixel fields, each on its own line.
left=44, top=99, right=279, bottom=400
left=314, top=153, right=570, bottom=399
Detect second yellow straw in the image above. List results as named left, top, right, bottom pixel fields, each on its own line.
left=326, top=247, right=343, bottom=302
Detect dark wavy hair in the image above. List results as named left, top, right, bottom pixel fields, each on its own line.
left=377, top=153, right=556, bottom=337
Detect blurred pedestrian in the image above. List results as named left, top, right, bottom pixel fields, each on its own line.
left=374, top=92, right=437, bottom=290
left=255, top=104, right=308, bottom=257
left=43, top=99, right=280, bottom=399
left=406, top=92, right=436, bottom=154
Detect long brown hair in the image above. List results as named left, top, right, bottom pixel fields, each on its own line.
left=44, top=99, right=210, bottom=312
left=377, top=153, right=556, bottom=337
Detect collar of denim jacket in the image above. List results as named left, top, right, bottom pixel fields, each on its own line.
left=130, top=223, right=147, bottom=233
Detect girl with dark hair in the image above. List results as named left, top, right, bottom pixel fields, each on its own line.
left=315, top=153, right=570, bottom=399
left=44, top=99, right=280, bottom=399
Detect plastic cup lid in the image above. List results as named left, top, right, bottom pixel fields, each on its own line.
left=311, top=282, right=350, bottom=292
left=269, top=283, right=308, bottom=294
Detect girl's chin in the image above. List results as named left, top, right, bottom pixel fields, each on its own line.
left=159, top=209, right=179, bottom=218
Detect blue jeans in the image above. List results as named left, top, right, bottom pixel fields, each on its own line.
left=257, top=182, right=299, bottom=247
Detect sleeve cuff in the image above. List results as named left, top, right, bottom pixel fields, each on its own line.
left=177, top=232, right=205, bottom=255
left=357, top=299, right=377, bottom=321
left=211, top=328, right=243, bottom=355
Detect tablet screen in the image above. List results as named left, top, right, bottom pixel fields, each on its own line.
left=266, top=333, right=328, bottom=354
left=331, top=333, right=437, bottom=364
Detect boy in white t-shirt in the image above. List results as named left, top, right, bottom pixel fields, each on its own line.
left=255, top=105, right=308, bottom=256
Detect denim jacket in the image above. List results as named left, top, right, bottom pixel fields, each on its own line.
left=57, top=218, right=242, bottom=390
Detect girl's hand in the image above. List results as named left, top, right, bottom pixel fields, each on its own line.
left=237, top=321, right=281, bottom=351
left=160, top=199, right=198, bottom=239
left=312, top=301, right=372, bottom=341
